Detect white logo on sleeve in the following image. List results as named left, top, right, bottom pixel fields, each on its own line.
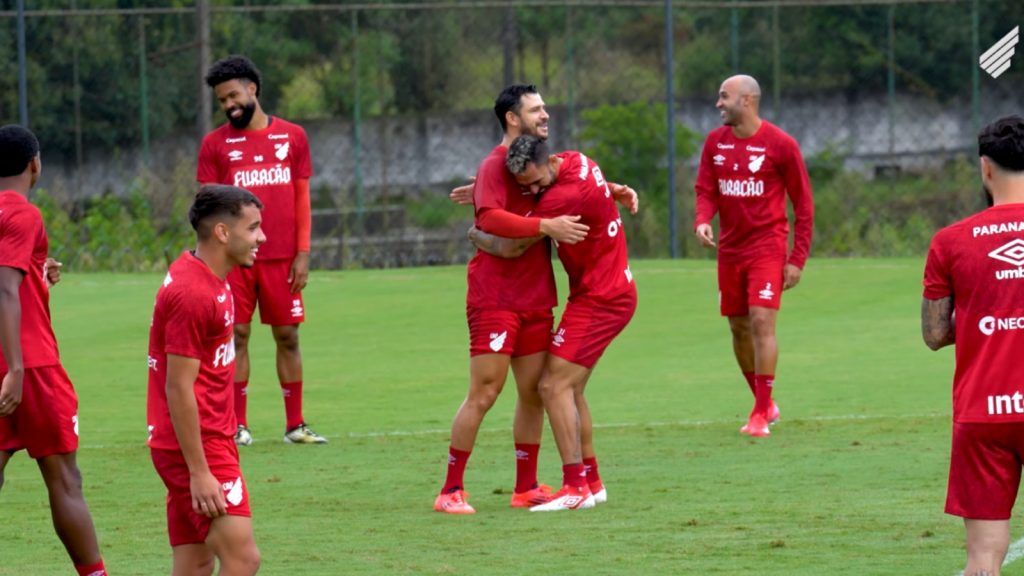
left=275, top=142, right=290, bottom=161
left=163, top=272, right=173, bottom=287
left=72, top=414, right=79, bottom=437
left=223, top=477, right=244, bottom=506
left=489, top=331, right=507, bottom=352
left=748, top=154, right=765, bottom=173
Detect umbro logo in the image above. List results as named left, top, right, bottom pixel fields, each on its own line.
left=989, top=239, right=1024, bottom=267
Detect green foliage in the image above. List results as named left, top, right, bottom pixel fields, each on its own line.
left=33, top=161, right=195, bottom=272
left=812, top=158, right=981, bottom=257
left=579, top=101, right=699, bottom=257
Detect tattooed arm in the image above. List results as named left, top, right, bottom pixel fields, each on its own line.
left=921, top=296, right=955, bottom=351
left=467, top=226, right=542, bottom=259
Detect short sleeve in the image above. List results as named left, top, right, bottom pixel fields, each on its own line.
left=0, top=206, right=40, bottom=274
left=923, top=231, right=952, bottom=300
left=196, top=134, right=222, bottom=184
left=161, top=288, right=212, bottom=360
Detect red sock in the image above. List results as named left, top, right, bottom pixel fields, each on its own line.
left=514, top=443, right=540, bottom=493
left=281, top=380, right=304, bottom=430
left=75, top=560, right=106, bottom=576
left=562, top=462, right=587, bottom=488
left=583, top=456, right=601, bottom=488
left=754, top=374, right=774, bottom=416
left=743, top=371, right=755, bottom=396
left=442, top=446, right=471, bottom=493
left=234, top=380, right=249, bottom=426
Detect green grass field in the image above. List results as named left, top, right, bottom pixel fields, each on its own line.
left=3, top=258, right=1020, bottom=575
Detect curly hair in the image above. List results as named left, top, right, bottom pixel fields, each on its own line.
left=979, top=115, right=1024, bottom=172
left=205, top=55, right=262, bottom=97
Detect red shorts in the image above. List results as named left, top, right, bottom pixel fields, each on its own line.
left=718, top=257, right=785, bottom=316
left=150, top=436, right=252, bottom=546
left=550, top=286, right=637, bottom=369
left=0, top=365, right=79, bottom=458
left=946, top=421, right=1024, bottom=520
left=229, top=258, right=305, bottom=326
left=467, top=307, right=554, bottom=358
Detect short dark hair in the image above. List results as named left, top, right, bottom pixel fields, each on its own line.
left=494, top=84, right=539, bottom=132
left=189, top=185, right=264, bottom=239
left=506, top=135, right=549, bottom=175
left=0, top=125, right=40, bottom=178
left=979, top=115, right=1024, bottom=172
left=205, top=55, right=262, bottom=97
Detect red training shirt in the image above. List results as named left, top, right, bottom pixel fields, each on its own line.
left=197, top=117, right=312, bottom=260
left=923, top=203, right=1024, bottom=423
left=694, top=120, right=814, bottom=268
left=147, top=252, right=237, bottom=450
left=0, top=191, right=60, bottom=370
left=533, top=152, right=634, bottom=303
left=466, top=145, right=557, bottom=311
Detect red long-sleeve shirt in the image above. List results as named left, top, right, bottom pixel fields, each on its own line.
left=694, top=120, right=814, bottom=268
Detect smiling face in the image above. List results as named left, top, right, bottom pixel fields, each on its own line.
left=716, top=79, right=749, bottom=127
left=225, top=203, right=265, bottom=268
left=214, top=79, right=259, bottom=130
left=510, top=93, right=550, bottom=140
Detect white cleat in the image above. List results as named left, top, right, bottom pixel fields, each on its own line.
left=283, top=423, right=328, bottom=444
left=529, top=485, right=596, bottom=512
left=234, top=425, right=253, bottom=446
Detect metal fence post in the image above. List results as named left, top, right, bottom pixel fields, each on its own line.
left=665, top=0, right=677, bottom=259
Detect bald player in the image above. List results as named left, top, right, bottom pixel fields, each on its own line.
left=693, top=75, right=814, bottom=437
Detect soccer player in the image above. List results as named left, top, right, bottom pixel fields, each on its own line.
left=922, top=115, right=1024, bottom=576
left=0, top=125, right=108, bottom=576
left=434, top=84, right=591, bottom=515
left=148, top=185, right=264, bottom=575
left=198, top=55, right=325, bottom=445
left=693, top=74, right=814, bottom=437
left=468, top=135, right=637, bottom=511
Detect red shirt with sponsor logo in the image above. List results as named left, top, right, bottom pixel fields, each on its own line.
left=197, top=117, right=312, bottom=260
left=924, top=203, right=1024, bottom=423
left=466, top=145, right=557, bottom=311
left=147, top=251, right=237, bottom=450
left=532, top=152, right=634, bottom=303
left=0, top=191, right=60, bottom=370
left=694, top=120, right=814, bottom=268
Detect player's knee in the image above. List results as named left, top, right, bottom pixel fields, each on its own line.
left=226, top=544, right=261, bottom=575
left=272, top=327, right=300, bottom=351
left=467, top=387, right=502, bottom=412
left=234, top=324, right=252, bottom=346
left=749, top=314, right=776, bottom=338
left=42, top=458, right=84, bottom=497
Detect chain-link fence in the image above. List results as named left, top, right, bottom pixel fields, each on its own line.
left=1, top=0, right=1021, bottom=269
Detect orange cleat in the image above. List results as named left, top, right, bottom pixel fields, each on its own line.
left=510, top=484, right=553, bottom=508
left=740, top=412, right=771, bottom=437
left=434, top=489, right=476, bottom=515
